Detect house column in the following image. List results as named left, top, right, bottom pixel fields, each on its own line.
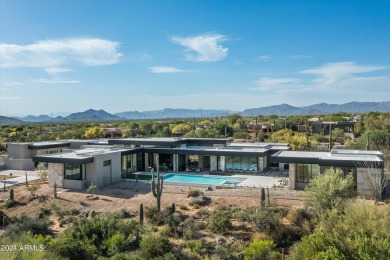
left=173, top=154, right=179, bottom=172
left=289, top=163, right=296, bottom=190
left=144, top=153, right=149, bottom=170
left=198, top=156, right=204, bottom=169
left=258, top=157, right=264, bottom=172
left=279, top=163, right=284, bottom=170
left=220, top=156, right=226, bottom=171
left=132, top=154, right=137, bottom=171
left=210, top=156, right=217, bottom=171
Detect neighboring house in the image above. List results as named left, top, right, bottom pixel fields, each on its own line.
left=310, top=121, right=356, bottom=135
left=272, top=149, right=385, bottom=197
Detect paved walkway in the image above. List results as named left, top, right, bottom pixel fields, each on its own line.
left=0, top=170, right=40, bottom=188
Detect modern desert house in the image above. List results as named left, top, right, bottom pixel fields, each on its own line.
left=4, top=138, right=386, bottom=197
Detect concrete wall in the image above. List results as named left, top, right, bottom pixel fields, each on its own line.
left=7, top=143, right=34, bottom=159
left=48, top=163, right=64, bottom=188
left=5, top=159, right=35, bottom=170
left=63, top=179, right=86, bottom=189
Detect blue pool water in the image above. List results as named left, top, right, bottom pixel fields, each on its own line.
left=163, top=174, right=246, bottom=185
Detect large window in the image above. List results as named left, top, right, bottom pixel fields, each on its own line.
left=296, top=164, right=320, bottom=183
left=121, top=155, right=133, bottom=171
left=225, top=156, right=258, bottom=171
left=188, top=155, right=199, bottom=167
left=64, top=164, right=86, bottom=180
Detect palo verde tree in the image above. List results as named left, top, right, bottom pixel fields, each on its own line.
left=37, top=163, right=48, bottom=183
left=303, top=167, right=355, bottom=218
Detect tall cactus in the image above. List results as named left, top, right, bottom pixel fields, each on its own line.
left=139, top=203, right=144, bottom=225
left=10, top=189, right=14, bottom=201
left=151, top=154, right=163, bottom=212
left=54, top=182, right=57, bottom=198
left=260, top=187, right=265, bottom=208
left=267, top=187, right=270, bottom=206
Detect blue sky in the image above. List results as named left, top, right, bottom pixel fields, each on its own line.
left=1, top=0, right=390, bottom=116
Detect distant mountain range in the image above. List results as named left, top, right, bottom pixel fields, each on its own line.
left=1, top=101, right=389, bottom=124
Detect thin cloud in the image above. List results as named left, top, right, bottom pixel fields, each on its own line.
left=171, top=33, right=228, bottom=62
left=289, top=55, right=313, bottom=60
left=148, top=66, right=189, bottom=73
left=253, top=77, right=301, bottom=90
left=45, top=67, right=73, bottom=74
left=301, top=62, right=386, bottom=85
left=32, top=78, right=81, bottom=84
left=257, top=55, right=272, bottom=61
left=0, top=38, right=123, bottom=68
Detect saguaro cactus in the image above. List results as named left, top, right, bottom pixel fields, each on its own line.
left=151, top=154, right=163, bottom=212
left=9, top=189, right=14, bottom=201
left=267, top=187, right=270, bottom=206
left=139, top=203, right=144, bottom=225
left=54, top=182, right=57, bottom=198
left=260, top=187, right=265, bottom=207
left=171, top=203, right=176, bottom=213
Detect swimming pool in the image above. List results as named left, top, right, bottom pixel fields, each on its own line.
left=163, top=173, right=246, bottom=185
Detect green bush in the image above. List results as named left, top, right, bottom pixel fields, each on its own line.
left=4, top=199, right=14, bottom=209
left=40, top=207, right=51, bottom=216
left=145, top=206, right=164, bottom=225
left=5, top=214, right=51, bottom=237
left=53, top=213, right=140, bottom=258
left=244, top=240, right=280, bottom=260
left=208, top=209, right=232, bottom=235
left=139, top=234, right=172, bottom=259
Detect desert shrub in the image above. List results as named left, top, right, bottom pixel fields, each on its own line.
left=53, top=212, right=140, bottom=258
left=244, top=240, right=280, bottom=260
left=27, top=184, right=40, bottom=196
left=208, top=208, right=232, bottom=235
left=188, top=189, right=201, bottom=197
left=51, top=203, right=68, bottom=219
left=6, top=214, right=51, bottom=237
left=40, top=207, right=51, bottom=216
left=4, top=199, right=14, bottom=209
left=145, top=206, right=164, bottom=225
left=139, top=234, right=172, bottom=259
left=79, top=199, right=88, bottom=206
left=195, top=208, right=210, bottom=219
left=232, top=207, right=256, bottom=222
left=70, top=209, right=80, bottom=216
left=185, top=239, right=203, bottom=253
left=213, top=244, right=237, bottom=260
left=115, top=209, right=130, bottom=219
left=179, top=204, right=189, bottom=210
left=0, top=232, right=61, bottom=260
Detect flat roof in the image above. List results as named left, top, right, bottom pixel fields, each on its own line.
left=33, top=147, right=133, bottom=164
left=144, top=145, right=271, bottom=157
left=272, top=149, right=384, bottom=167
left=28, top=141, right=71, bottom=149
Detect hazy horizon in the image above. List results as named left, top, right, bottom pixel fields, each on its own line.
left=1, top=1, right=389, bottom=116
